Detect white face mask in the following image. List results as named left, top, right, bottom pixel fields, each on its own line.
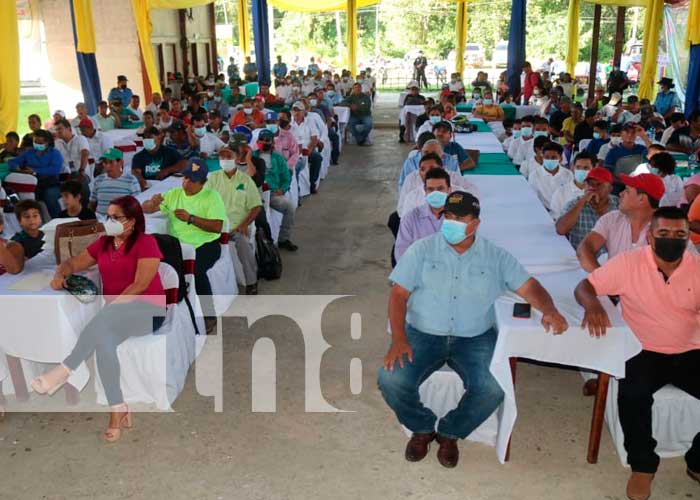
left=611, top=136, right=622, bottom=146
left=220, top=159, right=236, bottom=172
left=244, top=108, right=253, bottom=115
left=104, top=217, right=125, bottom=237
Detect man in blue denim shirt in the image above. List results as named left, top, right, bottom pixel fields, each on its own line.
left=378, top=191, right=568, bottom=468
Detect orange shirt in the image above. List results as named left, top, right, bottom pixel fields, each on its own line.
left=689, top=195, right=700, bottom=244
left=588, top=245, right=700, bottom=354
left=230, top=109, right=265, bottom=129
left=474, top=105, right=504, bottom=121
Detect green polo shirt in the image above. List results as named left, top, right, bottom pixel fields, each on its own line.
left=208, top=169, right=262, bottom=230
left=161, top=186, right=227, bottom=248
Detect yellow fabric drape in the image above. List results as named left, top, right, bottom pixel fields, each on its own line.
left=268, top=0, right=377, bottom=13
left=130, top=0, right=214, bottom=95
left=638, top=0, right=664, bottom=100
left=0, top=0, right=20, bottom=137
left=688, top=0, right=700, bottom=46
left=347, top=0, right=358, bottom=76
left=238, top=0, right=250, bottom=59
left=566, top=0, right=580, bottom=76
left=72, top=0, right=97, bottom=53
left=455, top=0, right=468, bottom=77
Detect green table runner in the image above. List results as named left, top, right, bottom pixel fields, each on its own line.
left=463, top=152, right=519, bottom=176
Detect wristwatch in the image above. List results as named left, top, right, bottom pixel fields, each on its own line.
left=187, top=215, right=195, bottom=225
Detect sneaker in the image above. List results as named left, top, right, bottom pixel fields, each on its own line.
left=278, top=240, right=298, bottom=252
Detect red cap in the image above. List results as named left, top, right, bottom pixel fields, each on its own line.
left=78, top=118, right=94, bottom=129
left=619, top=173, right=665, bottom=201
left=585, top=167, right=613, bottom=184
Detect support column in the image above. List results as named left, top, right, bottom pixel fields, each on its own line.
left=209, top=2, right=218, bottom=75
left=587, top=4, right=601, bottom=101
left=613, top=7, right=626, bottom=69
left=179, top=9, right=190, bottom=78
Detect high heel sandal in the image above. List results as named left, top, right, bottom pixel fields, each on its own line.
left=103, top=404, right=132, bottom=443
left=31, top=365, right=70, bottom=396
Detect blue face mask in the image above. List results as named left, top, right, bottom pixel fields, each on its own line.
left=650, top=167, right=660, bottom=176
left=534, top=130, right=549, bottom=138
left=143, top=138, right=156, bottom=150
left=425, top=190, right=448, bottom=209
left=512, top=130, right=522, bottom=138
left=593, top=132, right=601, bottom=140
left=266, top=124, right=279, bottom=134
left=441, top=219, right=468, bottom=245
left=430, top=116, right=441, bottom=124
left=33, top=142, right=46, bottom=151
left=574, top=169, right=589, bottom=184
left=483, top=99, right=494, bottom=106
left=550, top=104, right=558, bottom=113
left=521, top=126, right=533, bottom=137
left=543, top=159, right=559, bottom=171
left=327, top=91, right=336, bottom=97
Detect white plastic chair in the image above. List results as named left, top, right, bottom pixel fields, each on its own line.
left=4, top=173, right=38, bottom=200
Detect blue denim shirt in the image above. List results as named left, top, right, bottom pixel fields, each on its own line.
left=654, top=91, right=681, bottom=116
left=107, top=87, right=133, bottom=107
left=8, top=148, right=63, bottom=181
left=389, top=233, right=531, bottom=337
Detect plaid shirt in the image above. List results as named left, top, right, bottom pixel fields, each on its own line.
left=561, top=195, right=619, bottom=251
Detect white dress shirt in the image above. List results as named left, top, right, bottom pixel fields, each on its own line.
left=528, top=165, right=574, bottom=211
left=291, top=118, right=312, bottom=149
left=397, top=170, right=480, bottom=217
left=549, top=181, right=584, bottom=219
left=198, top=132, right=225, bottom=156
left=55, top=134, right=90, bottom=174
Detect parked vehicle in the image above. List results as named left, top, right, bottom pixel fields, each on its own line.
left=492, top=41, right=508, bottom=67
left=464, top=43, right=484, bottom=67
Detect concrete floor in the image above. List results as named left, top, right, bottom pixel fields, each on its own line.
left=0, top=128, right=695, bottom=500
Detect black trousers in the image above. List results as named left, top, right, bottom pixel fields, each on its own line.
left=618, top=349, right=700, bottom=473
left=387, top=211, right=401, bottom=268
left=195, top=240, right=221, bottom=316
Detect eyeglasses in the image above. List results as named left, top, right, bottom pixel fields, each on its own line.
left=105, top=215, right=128, bottom=222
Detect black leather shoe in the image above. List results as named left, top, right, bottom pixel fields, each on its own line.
left=405, top=432, right=436, bottom=462
left=436, top=434, right=459, bottom=468
left=688, top=468, right=700, bottom=485
left=278, top=240, right=298, bottom=252
left=245, top=283, right=258, bottom=295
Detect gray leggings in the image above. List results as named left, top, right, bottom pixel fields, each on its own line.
left=63, top=301, right=165, bottom=406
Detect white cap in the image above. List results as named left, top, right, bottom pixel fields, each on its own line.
left=609, top=92, right=622, bottom=106
left=54, top=110, right=66, bottom=118
left=407, top=80, right=419, bottom=89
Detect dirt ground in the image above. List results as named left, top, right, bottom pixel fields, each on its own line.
left=0, top=128, right=694, bottom=500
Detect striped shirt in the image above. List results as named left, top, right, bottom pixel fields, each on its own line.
left=90, top=173, right=141, bottom=215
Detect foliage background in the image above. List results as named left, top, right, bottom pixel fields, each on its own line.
left=215, top=0, right=645, bottom=64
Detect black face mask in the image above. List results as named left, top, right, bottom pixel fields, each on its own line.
left=653, top=237, right=687, bottom=262
left=278, top=119, right=290, bottom=129
left=261, top=143, right=273, bottom=152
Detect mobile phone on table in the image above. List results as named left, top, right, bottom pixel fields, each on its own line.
left=513, top=303, right=531, bottom=319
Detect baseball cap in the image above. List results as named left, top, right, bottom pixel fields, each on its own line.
left=54, top=110, right=66, bottom=118
left=265, top=111, right=278, bottom=122
left=407, top=80, right=419, bottom=89
left=78, top=118, right=94, bottom=129
left=117, top=75, right=128, bottom=82
left=443, top=191, right=480, bottom=218
left=182, top=159, right=208, bottom=183
left=167, top=121, right=187, bottom=133
left=609, top=92, right=622, bottom=106
left=258, top=129, right=275, bottom=141
left=291, top=101, right=306, bottom=111
left=228, top=132, right=250, bottom=150
left=432, top=120, right=453, bottom=132
left=619, top=173, right=665, bottom=201
left=99, top=148, right=124, bottom=161
left=585, top=167, right=613, bottom=184
left=622, top=122, right=639, bottom=132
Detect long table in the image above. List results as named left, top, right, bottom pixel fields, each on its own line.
left=455, top=103, right=540, bottom=120
left=408, top=126, right=641, bottom=464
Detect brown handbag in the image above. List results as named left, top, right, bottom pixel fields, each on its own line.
left=54, top=220, right=105, bottom=264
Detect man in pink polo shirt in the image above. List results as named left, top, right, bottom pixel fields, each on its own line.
left=574, top=207, right=700, bottom=500
left=577, top=174, right=664, bottom=272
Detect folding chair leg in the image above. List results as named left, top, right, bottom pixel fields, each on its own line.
left=6, top=355, right=29, bottom=402
left=505, top=357, right=518, bottom=462
left=587, top=372, right=610, bottom=464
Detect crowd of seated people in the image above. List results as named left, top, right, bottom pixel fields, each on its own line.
left=384, top=73, right=699, bottom=500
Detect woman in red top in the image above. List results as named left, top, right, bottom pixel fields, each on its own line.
left=31, top=196, right=165, bottom=442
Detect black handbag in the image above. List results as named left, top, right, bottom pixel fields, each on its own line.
left=255, top=231, right=283, bottom=280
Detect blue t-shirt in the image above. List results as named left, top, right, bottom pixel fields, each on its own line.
left=132, top=145, right=182, bottom=180
left=604, top=144, right=647, bottom=172
left=442, top=142, right=470, bottom=167
left=586, top=138, right=610, bottom=157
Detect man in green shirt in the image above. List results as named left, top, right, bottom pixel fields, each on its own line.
left=255, top=129, right=298, bottom=251
left=142, top=159, right=227, bottom=330
left=208, top=148, right=262, bottom=294
left=340, top=83, right=373, bottom=146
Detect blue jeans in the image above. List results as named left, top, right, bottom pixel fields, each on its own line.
left=378, top=325, right=504, bottom=439
left=348, top=115, right=373, bottom=144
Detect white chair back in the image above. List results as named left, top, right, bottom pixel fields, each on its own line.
left=4, top=173, right=38, bottom=200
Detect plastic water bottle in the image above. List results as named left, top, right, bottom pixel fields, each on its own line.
left=690, top=151, right=699, bottom=174
left=646, top=126, right=656, bottom=142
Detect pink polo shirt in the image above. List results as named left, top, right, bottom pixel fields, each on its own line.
left=588, top=246, right=700, bottom=354
left=274, top=128, right=299, bottom=171
left=591, top=210, right=649, bottom=259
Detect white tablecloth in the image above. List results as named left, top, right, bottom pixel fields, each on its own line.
left=0, top=252, right=100, bottom=394
left=103, top=129, right=139, bottom=146
left=454, top=131, right=505, bottom=154
left=334, top=106, right=350, bottom=125
left=399, top=105, right=426, bottom=127
left=398, top=92, right=408, bottom=107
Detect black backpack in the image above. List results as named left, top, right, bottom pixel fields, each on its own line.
left=152, top=233, right=200, bottom=334
left=256, top=231, right=283, bottom=280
